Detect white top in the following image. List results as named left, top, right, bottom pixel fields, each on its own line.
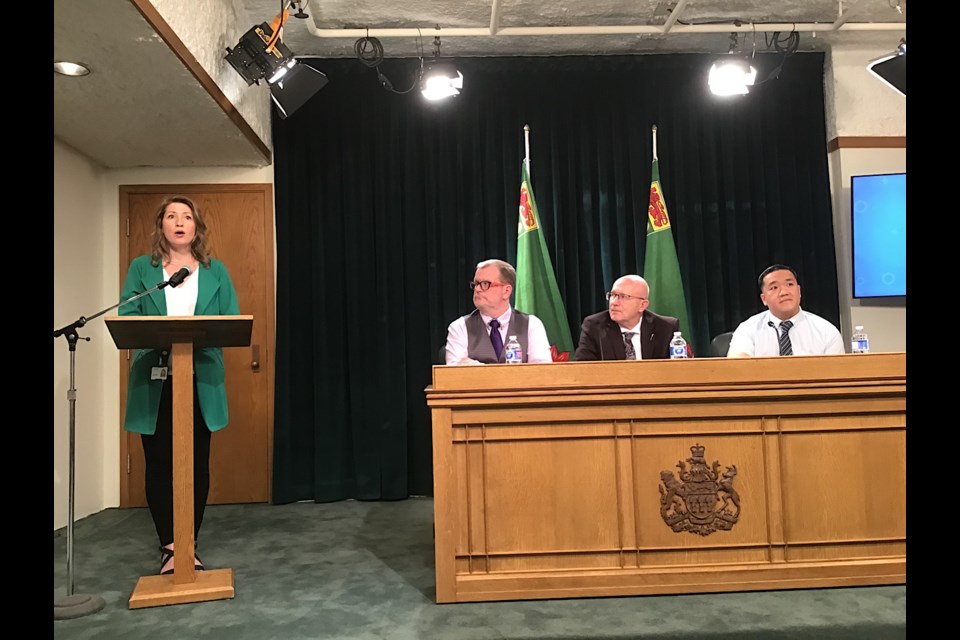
left=445, top=306, right=553, bottom=364
left=727, top=308, right=845, bottom=357
left=619, top=320, right=643, bottom=360
left=163, top=265, right=199, bottom=316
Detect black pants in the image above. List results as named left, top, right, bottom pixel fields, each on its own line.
left=140, top=376, right=211, bottom=547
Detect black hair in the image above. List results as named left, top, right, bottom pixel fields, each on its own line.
left=757, top=264, right=799, bottom=291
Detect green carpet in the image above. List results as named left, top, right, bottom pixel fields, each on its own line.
left=53, top=498, right=905, bottom=639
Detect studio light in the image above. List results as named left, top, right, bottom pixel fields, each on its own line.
left=225, top=22, right=297, bottom=86
left=420, top=35, right=463, bottom=101
left=224, top=5, right=328, bottom=118
left=708, top=58, right=758, bottom=96
left=708, top=29, right=798, bottom=97
left=270, top=62, right=329, bottom=119
left=421, top=63, right=464, bottom=101
left=867, top=38, right=906, bottom=96
left=708, top=32, right=758, bottom=97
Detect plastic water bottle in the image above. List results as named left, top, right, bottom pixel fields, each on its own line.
left=504, top=335, right=523, bottom=364
left=669, top=331, right=688, bottom=359
left=851, top=325, right=870, bottom=354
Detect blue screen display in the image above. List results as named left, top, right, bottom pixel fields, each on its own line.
left=852, top=173, right=906, bottom=298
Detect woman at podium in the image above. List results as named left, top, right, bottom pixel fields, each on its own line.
left=119, top=195, right=239, bottom=575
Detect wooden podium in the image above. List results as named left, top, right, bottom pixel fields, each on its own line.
left=106, top=315, right=253, bottom=609
left=427, top=353, right=906, bottom=603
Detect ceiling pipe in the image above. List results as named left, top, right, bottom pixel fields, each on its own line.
left=671, top=23, right=902, bottom=33
left=832, top=0, right=869, bottom=29
left=662, top=0, right=691, bottom=33
left=489, top=0, right=503, bottom=36
left=302, top=22, right=904, bottom=39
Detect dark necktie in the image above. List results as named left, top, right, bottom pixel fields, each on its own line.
left=779, top=320, right=794, bottom=356
left=489, top=319, right=504, bottom=360
left=622, top=331, right=637, bottom=360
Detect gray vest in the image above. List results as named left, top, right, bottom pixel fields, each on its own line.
left=465, top=309, right=531, bottom=364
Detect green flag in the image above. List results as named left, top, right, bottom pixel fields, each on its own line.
left=515, top=162, right=574, bottom=361
left=643, top=158, right=694, bottom=352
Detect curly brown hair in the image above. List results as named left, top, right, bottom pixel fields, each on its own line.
left=149, top=196, right=212, bottom=268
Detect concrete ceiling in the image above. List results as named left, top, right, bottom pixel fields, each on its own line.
left=54, top=0, right=906, bottom=169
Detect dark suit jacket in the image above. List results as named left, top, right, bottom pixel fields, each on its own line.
left=573, top=310, right=680, bottom=361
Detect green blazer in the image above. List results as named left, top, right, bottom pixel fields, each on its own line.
left=119, top=255, right=240, bottom=435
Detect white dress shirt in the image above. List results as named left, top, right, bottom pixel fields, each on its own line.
left=445, top=306, right=553, bottom=364
left=727, top=308, right=845, bottom=357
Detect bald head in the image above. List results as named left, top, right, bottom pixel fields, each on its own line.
left=612, top=275, right=649, bottom=298
left=607, top=275, right=651, bottom=329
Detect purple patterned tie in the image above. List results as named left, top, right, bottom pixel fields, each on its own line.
left=489, top=319, right=504, bottom=360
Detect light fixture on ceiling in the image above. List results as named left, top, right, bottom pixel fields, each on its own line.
left=708, top=57, right=757, bottom=96
left=708, top=29, right=798, bottom=97
left=867, top=38, right=906, bottom=96
left=421, top=34, right=463, bottom=101
left=224, top=2, right=328, bottom=118
left=54, top=61, right=91, bottom=77
left=709, top=32, right=757, bottom=97
left=224, top=21, right=294, bottom=86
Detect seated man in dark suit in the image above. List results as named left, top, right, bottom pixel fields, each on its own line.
left=574, top=274, right=679, bottom=361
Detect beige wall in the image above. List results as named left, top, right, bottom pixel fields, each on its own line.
left=825, top=43, right=906, bottom=352
left=54, top=139, right=274, bottom=531
left=54, top=140, right=109, bottom=531
left=825, top=44, right=906, bottom=139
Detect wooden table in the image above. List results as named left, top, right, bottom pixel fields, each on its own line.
left=426, top=353, right=906, bottom=603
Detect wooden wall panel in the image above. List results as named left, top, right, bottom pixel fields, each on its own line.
left=483, top=438, right=621, bottom=553
left=780, top=430, right=906, bottom=543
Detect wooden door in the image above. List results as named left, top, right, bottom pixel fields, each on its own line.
left=118, top=184, right=274, bottom=506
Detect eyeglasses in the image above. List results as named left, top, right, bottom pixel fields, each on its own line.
left=606, top=292, right=647, bottom=303
left=469, top=280, right=507, bottom=292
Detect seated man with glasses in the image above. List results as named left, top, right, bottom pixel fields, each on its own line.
left=445, top=259, right=553, bottom=365
left=574, top=274, right=679, bottom=361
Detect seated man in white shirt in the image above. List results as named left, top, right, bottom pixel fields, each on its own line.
left=727, top=264, right=844, bottom=357
left=445, top=259, right=553, bottom=365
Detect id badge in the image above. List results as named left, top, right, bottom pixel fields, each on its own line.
left=151, top=367, right=168, bottom=381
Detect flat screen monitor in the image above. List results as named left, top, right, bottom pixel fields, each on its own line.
left=851, top=172, right=906, bottom=298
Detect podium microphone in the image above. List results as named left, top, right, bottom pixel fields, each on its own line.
left=163, top=266, right=192, bottom=289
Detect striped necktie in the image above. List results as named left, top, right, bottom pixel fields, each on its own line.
left=622, top=332, right=637, bottom=360
left=778, top=320, right=794, bottom=356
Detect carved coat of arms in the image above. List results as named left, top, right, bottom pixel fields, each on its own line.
left=658, top=444, right=740, bottom=536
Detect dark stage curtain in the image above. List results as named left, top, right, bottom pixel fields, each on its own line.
left=271, top=53, right=839, bottom=503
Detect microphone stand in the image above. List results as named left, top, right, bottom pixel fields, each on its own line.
left=53, top=278, right=174, bottom=619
